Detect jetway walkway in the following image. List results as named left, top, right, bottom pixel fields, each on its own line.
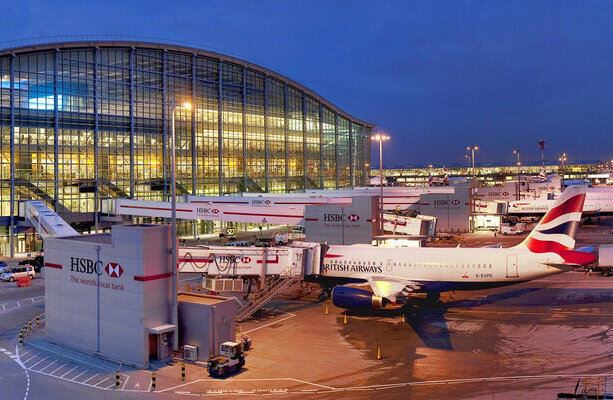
left=104, top=195, right=354, bottom=226
left=179, top=241, right=325, bottom=321
left=19, top=200, right=78, bottom=238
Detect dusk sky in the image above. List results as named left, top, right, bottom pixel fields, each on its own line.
left=2, top=0, right=612, bottom=167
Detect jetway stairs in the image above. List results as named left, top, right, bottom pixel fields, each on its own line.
left=235, top=264, right=302, bottom=322
left=7, top=180, right=71, bottom=214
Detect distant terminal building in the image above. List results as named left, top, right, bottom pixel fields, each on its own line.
left=0, top=39, right=373, bottom=254
left=376, top=162, right=604, bottom=187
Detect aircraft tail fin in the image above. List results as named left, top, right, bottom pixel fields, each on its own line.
left=517, top=185, right=587, bottom=253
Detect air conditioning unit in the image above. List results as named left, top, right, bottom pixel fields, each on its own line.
left=183, top=345, right=198, bottom=362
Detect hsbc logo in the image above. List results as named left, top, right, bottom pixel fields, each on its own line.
left=251, top=199, right=272, bottom=206
left=502, top=192, right=509, bottom=196
left=241, top=257, right=251, bottom=263
left=196, top=207, right=220, bottom=215
left=434, top=199, right=461, bottom=206
left=105, top=262, right=123, bottom=278
left=347, top=214, right=360, bottom=222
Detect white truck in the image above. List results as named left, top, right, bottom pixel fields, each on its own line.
left=500, top=226, right=524, bottom=235
left=587, top=245, right=613, bottom=277
left=207, top=342, right=246, bottom=377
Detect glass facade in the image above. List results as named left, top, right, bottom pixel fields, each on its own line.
left=0, top=42, right=372, bottom=254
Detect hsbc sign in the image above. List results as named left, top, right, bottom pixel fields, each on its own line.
left=434, top=199, right=461, bottom=207
left=195, top=207, right=220, bottom=215
left=70, top=257, right=124, bottom=278
left=323, top=213, right=360, bottom=222
left=250, top=199, right=272, bottom=207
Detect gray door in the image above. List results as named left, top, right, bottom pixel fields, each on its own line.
left=506, top=254, right=518, bottom=278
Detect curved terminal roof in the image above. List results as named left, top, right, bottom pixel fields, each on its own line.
left=0, top=40, right=374, bottom=128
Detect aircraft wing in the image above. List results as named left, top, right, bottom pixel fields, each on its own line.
left=366, top=276, right=422, bottom=301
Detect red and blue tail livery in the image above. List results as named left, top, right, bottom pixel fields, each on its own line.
left=518, top=185, right=595, bottom=265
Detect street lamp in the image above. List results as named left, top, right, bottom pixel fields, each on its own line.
left=371, top=133, right=390, bottom=234
left=466, top=146, right=479, bottom=214
left=559, top=153, right=567, bottom=184
left=170, top=100, right=191, bottom=352
left=466, top=146, right=479, bottom=181
left=513, top=149, right=521, bottom=200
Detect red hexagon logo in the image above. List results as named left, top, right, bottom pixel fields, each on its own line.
left=348, top=214, right=360, bottom=222
left=105, top=262, right=123, bottom=278
left=241, top=257, right=251, bottom=263
left=212, top=209, right=220, bottom=214
left=265, top=200, right=271, bottom=204
left=502, top=192, right=509, bottom=196
left=451, top=199, right=461, bottom=205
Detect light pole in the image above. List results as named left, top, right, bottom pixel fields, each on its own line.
left=559, top=153, right=567, bottom=185
left=170, top=100, right=191, bottom=352
left=466, top=146, right=479, bottom=181
left=371, top=133, right=390, bottom=234
left=466, top=146, right=479, bottom=214
left=513, top=149, right=521, bottom=200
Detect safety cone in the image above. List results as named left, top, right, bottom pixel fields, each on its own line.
left=401, top=314, right=406, bottom=323
left=343, top=313, right=347, bottom=324
left=377, top=346, right=382, bottom=360
left=325, top=306, right=329, bottom=315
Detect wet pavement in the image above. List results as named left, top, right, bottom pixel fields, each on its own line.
left=1, top=221, right=613, bottom=399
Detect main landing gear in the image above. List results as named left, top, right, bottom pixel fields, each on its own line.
left=425, top=291, right=441, bottom=303
left=318, top=287, right=332, bottom=302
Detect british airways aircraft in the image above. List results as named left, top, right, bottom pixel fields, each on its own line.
left=318, top=185, right=596, bottom=309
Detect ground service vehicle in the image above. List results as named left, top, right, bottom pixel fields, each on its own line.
left=0, top=265, right=35, bottom=282
left=207, top=342, right=245, bottom=377
left=501, top=226, right=523, bottom=235
left=585, top=244, right=613, bottom=276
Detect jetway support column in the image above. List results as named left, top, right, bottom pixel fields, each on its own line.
left=260, top=247, right=267, bottom=291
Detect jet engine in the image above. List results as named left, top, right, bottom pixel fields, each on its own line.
left=332, top=286, right=387, bottom=309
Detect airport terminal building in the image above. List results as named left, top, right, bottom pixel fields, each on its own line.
left=0, top=40, right=373, bottom=254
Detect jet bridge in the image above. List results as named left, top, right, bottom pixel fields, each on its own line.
left=20, top=200, right=78, bottom=238
left=179, top=241, right=326, bottom=321
left=105, top=196, right=354, bottom=225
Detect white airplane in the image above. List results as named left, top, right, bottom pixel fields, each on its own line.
left=508, top=194, right=613, bottom=215
left=319, top=185, right=596, bottom=309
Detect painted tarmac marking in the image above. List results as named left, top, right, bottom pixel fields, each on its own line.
left=14, top=342, right=31, bottom=400
left=19, top=350, right=32, bottom=358
left=242, top=312, right=297, bottom=334
left=448, top=308, right=613, bottom=317
left=59, top=365, right=79, bottom=378
left=28, top=356, right=48, bottom=369
left=49, top=363, right=68, bottom=375
left=93, top=376, right=111, bottom=387
left=70, top=369, right=88, bottom=381
left=23, top=341, right=119, bottom=372
left=289, top=378, right=335, bottom=390
left=121, top=375, right=130, bottom=390
left=37, top=359, right=57, bottom=372
left=82, top=373, right=101, bottom=384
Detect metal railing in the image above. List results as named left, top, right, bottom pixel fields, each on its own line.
left=235, top=263, right=302, bottom=322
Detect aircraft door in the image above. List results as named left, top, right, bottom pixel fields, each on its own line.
left=506, top=254, right=518, bottom=278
